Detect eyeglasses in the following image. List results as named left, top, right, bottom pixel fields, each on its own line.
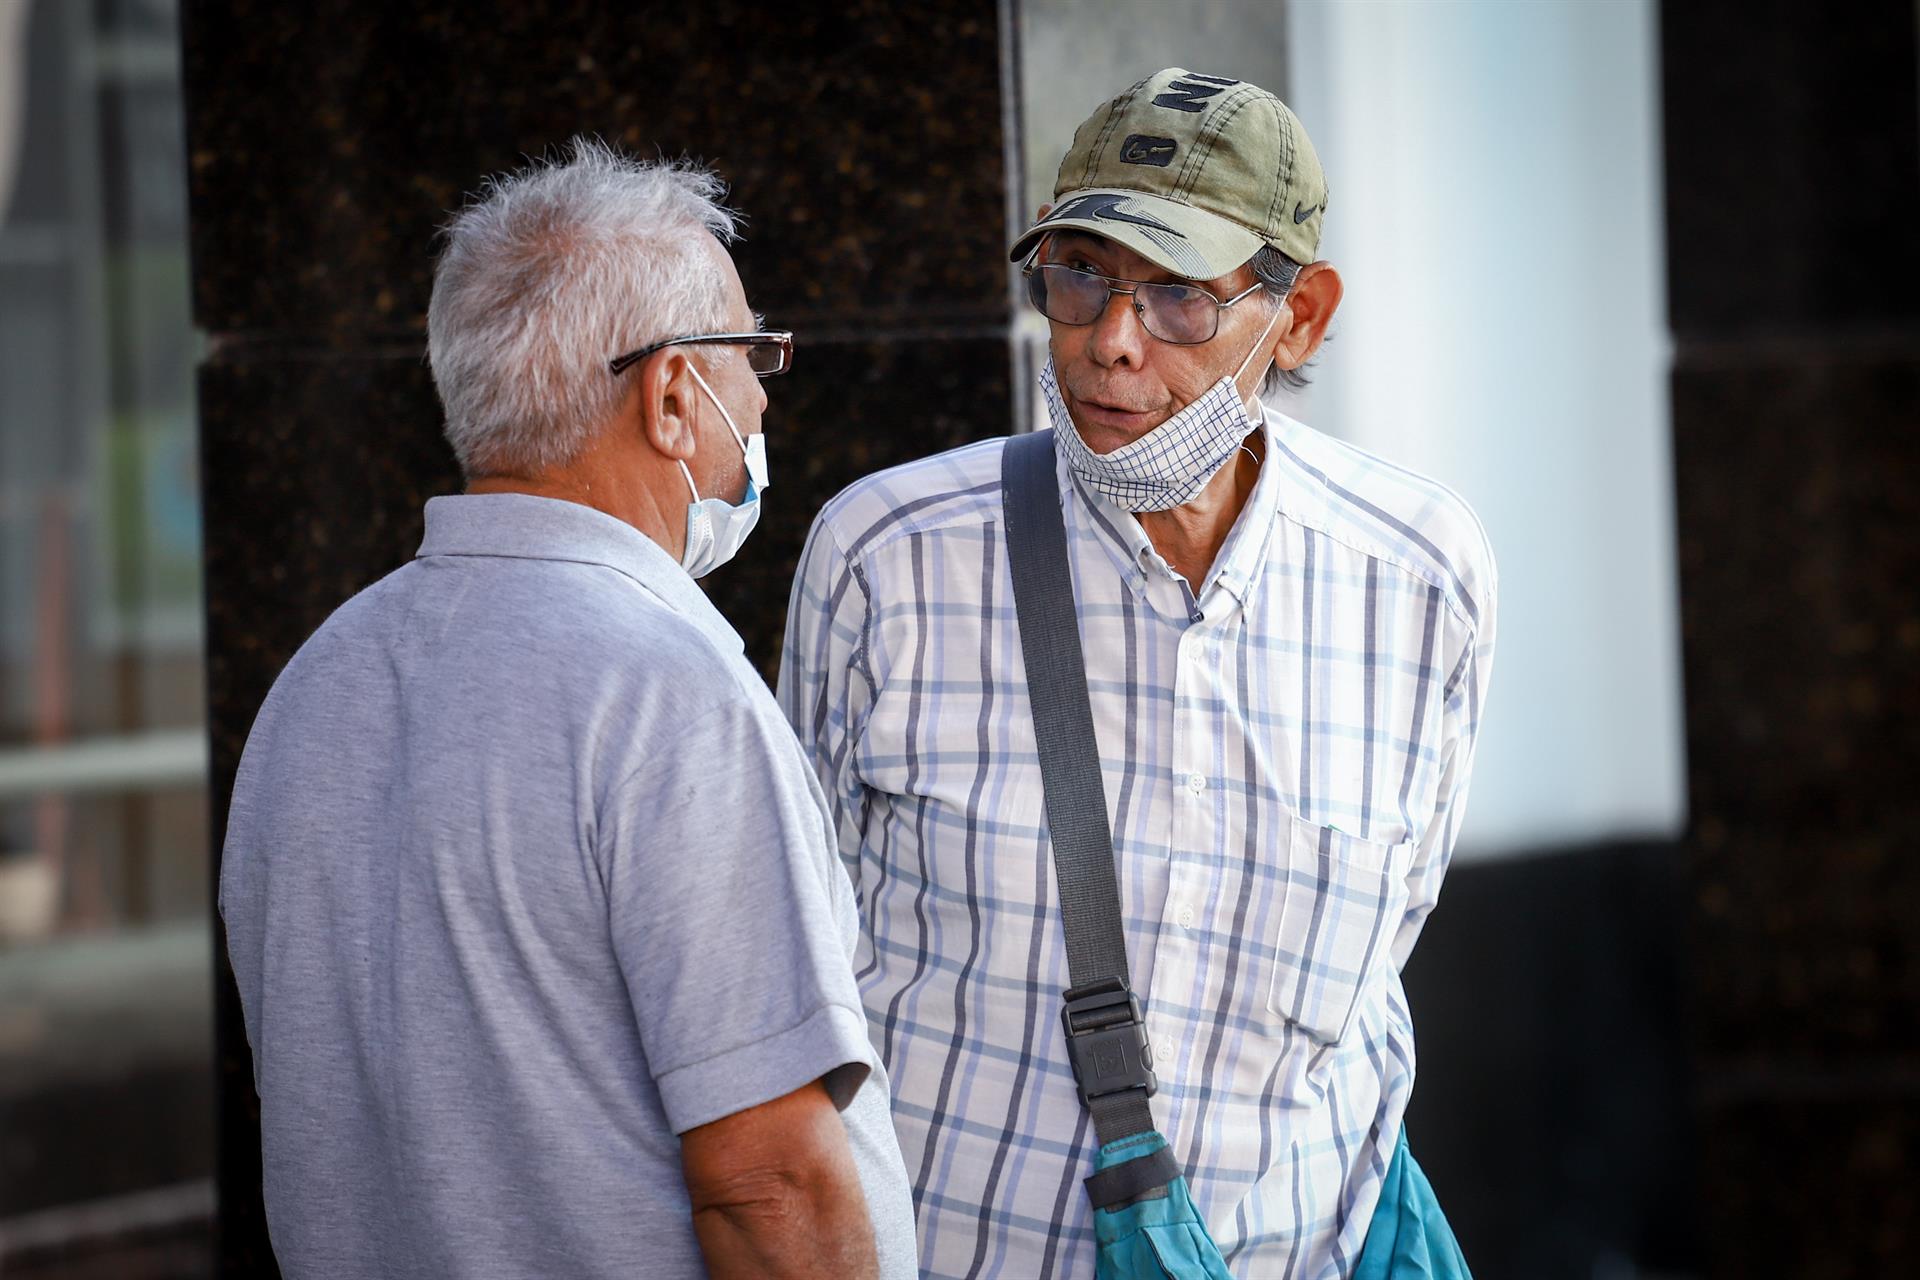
left=608, top=330, right=793, bottom=378
left=1022, top=263, right=1264, bottom=345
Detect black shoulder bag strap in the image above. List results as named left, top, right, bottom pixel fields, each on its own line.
left=1002, top=429, right=1182, bottom=1211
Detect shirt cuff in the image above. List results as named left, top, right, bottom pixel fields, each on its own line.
left=655, top=1002, right=877, bottom=1135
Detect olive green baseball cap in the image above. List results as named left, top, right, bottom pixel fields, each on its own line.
left=1009, top=67, right=1329, bottom=281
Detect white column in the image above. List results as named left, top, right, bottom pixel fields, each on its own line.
left=1286, top=0, right=1686, bottom=857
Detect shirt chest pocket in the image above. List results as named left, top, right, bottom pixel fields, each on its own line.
left=1265, top=814, right=1414, bottom=1047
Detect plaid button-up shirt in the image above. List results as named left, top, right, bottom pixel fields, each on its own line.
left=779, top=404, right=1496, bottom=1279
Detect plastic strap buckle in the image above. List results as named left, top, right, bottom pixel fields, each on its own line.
left=1060, top=977, right=1158, bottom=1106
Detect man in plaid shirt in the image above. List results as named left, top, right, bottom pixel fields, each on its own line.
left=780, top=69, right=1496, bottom=1279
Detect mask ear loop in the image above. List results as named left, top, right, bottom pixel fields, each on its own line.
left=684, top=359, right=750, bottom=455
left=1232, top=291, right=1288, bottom=469
left=1232, top=292, right=1288, bottom=393
left=675, top=357, right=753, bottom=503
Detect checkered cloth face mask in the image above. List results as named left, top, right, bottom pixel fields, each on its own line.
left=1040, top=357, right=1258, bottom=513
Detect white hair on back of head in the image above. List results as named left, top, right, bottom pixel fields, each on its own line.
left=428, top=136, right=740, bottom=478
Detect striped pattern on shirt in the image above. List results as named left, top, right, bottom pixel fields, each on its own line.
left=778, top=406, right=1496, bottom=1279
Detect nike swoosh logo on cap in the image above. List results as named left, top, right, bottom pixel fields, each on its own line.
left=1046, top=192, right=1183, bottom=237
left=1293, top=201, right=1319, bottom=225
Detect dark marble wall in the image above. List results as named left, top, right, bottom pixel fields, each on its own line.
left=1662, top=1, right=1920, bottom=1275
left=182, top=3, right=1015, bottom=1272
left=1402, top=843, right=1696, bottom=1278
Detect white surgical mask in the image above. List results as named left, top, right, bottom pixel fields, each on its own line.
left=677, top=361, right=769, bottom=578
left=1044, top=303, right=1283, bottom=513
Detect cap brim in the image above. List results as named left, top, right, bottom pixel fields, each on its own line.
left=1008, top=188, right=1263, bottom=281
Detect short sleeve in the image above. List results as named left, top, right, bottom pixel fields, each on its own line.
left=600, top=687, right=875, bottom=1134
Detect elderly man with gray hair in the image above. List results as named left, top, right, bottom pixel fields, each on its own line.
left=218, top=139, right=917, bottom=1279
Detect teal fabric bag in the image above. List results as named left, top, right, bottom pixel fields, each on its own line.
left=1352, top=1127, right=1473, bottom=1279
left=1090, top=1133, right=1235, bottom=1280
left=1090, top=1126, right=1470, bottom=1280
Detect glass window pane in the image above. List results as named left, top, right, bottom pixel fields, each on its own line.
left=0, top=0, right=211, bottom=1268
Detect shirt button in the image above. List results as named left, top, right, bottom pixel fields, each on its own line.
left=1176, top=904, right=1197, bottom=930
left=1187, top=773, right=1206, bottom=794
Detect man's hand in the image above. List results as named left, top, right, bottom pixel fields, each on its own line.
left=680, top=1078, right=879, bottom=1280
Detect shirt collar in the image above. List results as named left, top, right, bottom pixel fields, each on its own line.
left=1204, top=402, right=1284, bottom=609
left=1054, top=399, right=1289, bottom=611
left=415, top=493, right=744, bottom=656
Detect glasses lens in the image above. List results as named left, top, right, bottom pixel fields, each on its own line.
left=1135, top=282, right=1220, bottom=345
left=1030, top=265, right=1109, bottom=326
left=746, top=342, right=782, bottom=375
left=1028, top=266, right=1221, bottom=343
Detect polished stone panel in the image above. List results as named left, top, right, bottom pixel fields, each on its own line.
left=1672, top=355, right=1920, bottom=1269
left=182, top=1, right=1010, bottom=337
left=1660, top=0, right=1920, bottom=334
left=1663, top=3, right=1920, bottom=1272
left=1670, top=327, right=1920, bottom=1276
left=1673, top=358, right=1920, bottom=1059
left=185, top=4, right=1014, bottom=1273
left=1698, top=1097, right=1919, bottom=1279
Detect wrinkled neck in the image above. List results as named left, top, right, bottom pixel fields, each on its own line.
left=1137, top=421, right=1263, bottom=590
left=465, top=451, right=685, bottom=563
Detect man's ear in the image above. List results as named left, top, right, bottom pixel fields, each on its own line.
left=1036, top=201, right=1053, bottom=222
left=1272, top=261, right=1344, bottom=370
left=637, top=351, right=700, bottom=462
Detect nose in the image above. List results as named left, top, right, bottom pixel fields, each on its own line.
left=1084, top=287, right=1148, bottom=369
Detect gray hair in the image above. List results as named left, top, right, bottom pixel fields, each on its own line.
left=1249, top=245, right=1315, bottom=399
left=428, top=137, right=741, bottom=478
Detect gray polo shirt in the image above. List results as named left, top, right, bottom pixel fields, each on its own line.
left=220, top=493, right=917, bottom=1279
